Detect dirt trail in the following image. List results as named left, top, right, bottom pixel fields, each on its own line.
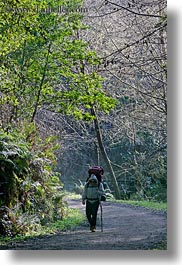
left=1, top=199, right=167, bottom=250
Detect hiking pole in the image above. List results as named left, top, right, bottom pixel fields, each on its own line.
left=100, top=202, right=103, bottom=232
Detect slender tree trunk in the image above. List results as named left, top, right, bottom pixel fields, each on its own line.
left=94, top=142, right=100, bottom=165
left=91, top=107, right=121, bottom=199
left=31, top=43, right=51, bottom=122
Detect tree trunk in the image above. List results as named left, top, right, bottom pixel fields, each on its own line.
left=91, top=107, right=121, bottom=199
left=94, top=142, right=100, bottom=165
left=31, top=43, right=51, bottom=122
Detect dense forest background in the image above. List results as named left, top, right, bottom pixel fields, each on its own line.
left=0, top=0, right=167, bottom=236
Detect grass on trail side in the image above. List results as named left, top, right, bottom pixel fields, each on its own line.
left=49, top=208, right=85, bottom=232
left=116, top=199, right=167, bottom=212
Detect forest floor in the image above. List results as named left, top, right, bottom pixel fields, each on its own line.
left=1, top=199, right=167, bottom=250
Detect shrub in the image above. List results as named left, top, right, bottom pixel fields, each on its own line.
left=0, top=127, right=65, bottom=236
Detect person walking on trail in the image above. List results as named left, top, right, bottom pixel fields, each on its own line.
left=82, top=175, right=106, bottom=232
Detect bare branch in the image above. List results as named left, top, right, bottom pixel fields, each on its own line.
left=101, top=22, right=167, bottom=61
left=107, top=0, right=163, bottom=18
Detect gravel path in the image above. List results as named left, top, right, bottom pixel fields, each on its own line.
left=1, top=199, right=167, bottom=250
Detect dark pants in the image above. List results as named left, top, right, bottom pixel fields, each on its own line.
left=86, top=200, right=100, bottom=228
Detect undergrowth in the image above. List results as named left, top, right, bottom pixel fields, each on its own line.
left=0, top=207, right=85, bottom=247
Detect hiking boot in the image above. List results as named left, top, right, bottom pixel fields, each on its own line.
left=90, top=226, right=96, bottom=232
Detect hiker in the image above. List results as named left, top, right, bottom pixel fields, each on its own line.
left=82, top=174, right=106, bottom=232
